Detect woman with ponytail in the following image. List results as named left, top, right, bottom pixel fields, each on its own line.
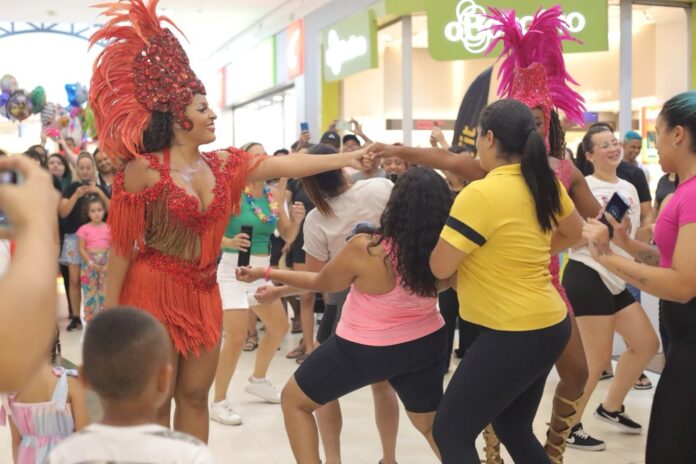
left=429, top=99, right=583, bottom=463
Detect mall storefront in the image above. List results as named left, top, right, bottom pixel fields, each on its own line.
left=312, top=0, right=691, bottom=185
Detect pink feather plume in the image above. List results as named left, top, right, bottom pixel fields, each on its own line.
left=486, top=6, right=585, bottom=126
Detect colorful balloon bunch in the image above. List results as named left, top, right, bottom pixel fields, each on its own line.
left=42, top=83, right=96, bottom=142
left=0, top=74, right=46, bottom=122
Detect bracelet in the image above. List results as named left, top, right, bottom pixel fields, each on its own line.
left=263, top=266, right=272, bottom=282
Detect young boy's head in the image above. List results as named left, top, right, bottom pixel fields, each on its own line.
left=81, top=307, right=172, bottom=410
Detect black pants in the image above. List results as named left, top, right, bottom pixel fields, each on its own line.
left=646, top=298, right=696, bottom=463
left=439, top=289, right=459, bottom=361
left=316, top=290, right=348, bottom=344
left=59, top=263, right=75, bottom=319
left=295, top=327, right=447, bottom=413
left=433, top=317, right=570, bottom=464
left=439, top=289, right=478, bottom=362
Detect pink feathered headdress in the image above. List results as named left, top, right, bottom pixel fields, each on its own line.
left=486, top=6, right=585, bottom=147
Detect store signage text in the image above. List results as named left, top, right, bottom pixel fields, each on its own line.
left=444, top=0, right=586, bottom=54
left=427, top=0, right=608, bottom=61
left=325, top=30, right=368, bottom=77
left=287, top=20, right=305, bottom=79
left=321, top=10, right=377, bottom=82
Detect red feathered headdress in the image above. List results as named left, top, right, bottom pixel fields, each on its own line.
left=486, top=6, right=585, bottom=147
left=89, top=0, right=206, bottom=161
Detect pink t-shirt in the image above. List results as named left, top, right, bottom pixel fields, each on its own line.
left=654, top=174, right=696, bottom=268
left=76, top=223, right=112, bottom=250
left=336, top=241, right=445, bottom=346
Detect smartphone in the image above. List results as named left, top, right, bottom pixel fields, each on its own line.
left=81, top=178, right=91, bottom=186
left=0, top=170, right=19, bottom=228
left=300, top=122, right=309, bottom=133
left=335, top=120, right=350, bottom=132
left=600, top=192, right=630, bottom=239
left=237, top=225, right=254, bottom=267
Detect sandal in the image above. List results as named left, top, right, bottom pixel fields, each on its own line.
left=296, top=353, right=309, bottom=364
left=599, top=370, right=614, bottom=381
left=243, top=332, right=259, bottom=352
left=286, top=344, right=306, bottom=359
left=634, top=372, right=653, bottom=390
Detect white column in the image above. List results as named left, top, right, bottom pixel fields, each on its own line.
left=402, top=16, right=413, bottom=146
left=619, top=0, right=632, bottom=136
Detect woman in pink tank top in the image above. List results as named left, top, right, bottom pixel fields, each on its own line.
left=237, top=168, right=454, bottom=462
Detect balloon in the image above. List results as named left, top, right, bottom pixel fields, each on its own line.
left=65, top=82, right=88, bottom=107
left=82, top=106, right=96, bottom=138
left=41, top=102, right=57, bottom=127
left=61, top=114, right=83, bottom=143
left=30, top=86, right=46, bottom=114
left=0, top=74, right=18, bottom=94
left=0, top=93, right=9, bottom=120
left=7, top=90, right=33, bottom=121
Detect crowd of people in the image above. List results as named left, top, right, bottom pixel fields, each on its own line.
left=0, top=2, right=695, bottom=464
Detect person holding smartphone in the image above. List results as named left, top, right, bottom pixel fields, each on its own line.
left=211, top=142, right=305, bottom=425
left=562, top=125, right=659, bottom=446
left=58, top=152, right=111, bottom=332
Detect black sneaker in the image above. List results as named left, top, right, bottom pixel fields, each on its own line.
left=566, top=423, right=606, bottom=451
left=66, top=318, right=82, bottom=332
left=595, top=404, right=642, bottom=434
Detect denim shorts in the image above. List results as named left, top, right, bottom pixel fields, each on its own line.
left=59, top=234, right=82, bottom=266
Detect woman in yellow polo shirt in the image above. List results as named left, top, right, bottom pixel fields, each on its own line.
left=430, top=99, right=583, bottom=463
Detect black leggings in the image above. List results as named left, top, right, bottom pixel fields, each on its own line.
left=433, top=317, right=570, bottom=463
left=646, top=298, right=696, bottom=463
left=439, top=289, right=479, bottom=362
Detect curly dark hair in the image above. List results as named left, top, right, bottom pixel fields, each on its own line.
left=142, top=111, right=174, bottom=153
left=548, top=110, right=566, bottom=159
left=370, top=167, right=453, bottom=297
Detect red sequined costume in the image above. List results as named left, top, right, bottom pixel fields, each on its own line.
left=109, top=148, right=256, bottom=355
left=88, top=0, right=259, bottom=355
left=487, top=7, right=585, bottom=313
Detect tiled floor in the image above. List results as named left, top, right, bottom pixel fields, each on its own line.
left=0, top=295, right=655, bottom=463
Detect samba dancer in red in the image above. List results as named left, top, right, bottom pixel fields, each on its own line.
left=90, top=0, right=367, bottom=442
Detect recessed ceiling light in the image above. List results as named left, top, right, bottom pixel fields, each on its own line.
left=47, top=10, right=57, bottom=16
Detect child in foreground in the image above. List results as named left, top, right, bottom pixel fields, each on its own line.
left=48, top=307, right=215, bottom=464
left=1, top=354, right=89, bottom=462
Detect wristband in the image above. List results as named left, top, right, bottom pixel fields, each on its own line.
left=263, top=266, right=272, bottom=282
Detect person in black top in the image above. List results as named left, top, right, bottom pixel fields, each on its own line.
left=655, top=173, right=678, bottom=212
left=283, top=177, right=319, bottom=362
left=616, top=159, right=652, bottom=227
left=58, top=152, right=111, bottom=331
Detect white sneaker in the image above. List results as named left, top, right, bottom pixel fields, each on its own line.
left=210, top=400, right=243, bottom=426
left=244, top=378, right=281, bottom=404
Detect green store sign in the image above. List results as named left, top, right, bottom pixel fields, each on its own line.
left=427, top=0, right=609, bottom=60
left=321, top=10, right=378, bottom=82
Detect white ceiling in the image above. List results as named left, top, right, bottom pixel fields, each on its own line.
left=0, top=0, right=289, bottom=61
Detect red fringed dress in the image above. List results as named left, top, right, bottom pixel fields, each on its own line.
left=108, top=147, right=255, bottom=356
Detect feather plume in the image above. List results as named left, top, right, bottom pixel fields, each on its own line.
left=486, top=6, right=585, bottom=126
left=88, top=0, right=187, bottom=162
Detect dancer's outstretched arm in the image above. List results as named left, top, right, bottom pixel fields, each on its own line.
left=248, top=149, right=366, bottom=183
left=237, top=235, right=362, bottom=293
left=367, top=143, right=487, bottom=182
